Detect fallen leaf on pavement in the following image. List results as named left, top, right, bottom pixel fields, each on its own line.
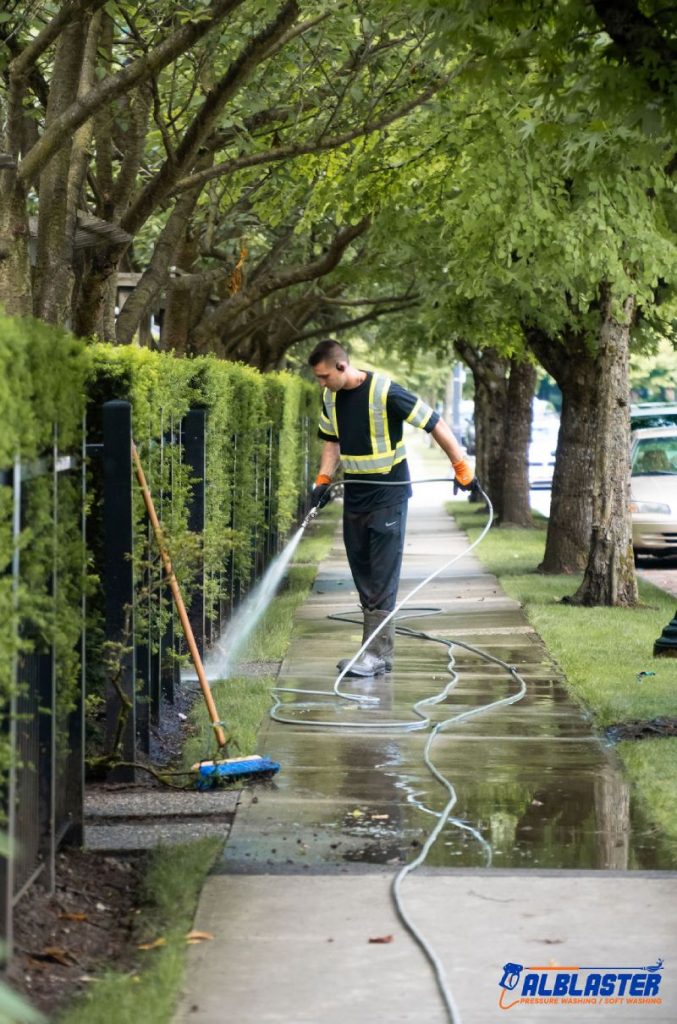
left=368, top=935, right=394, bottom=944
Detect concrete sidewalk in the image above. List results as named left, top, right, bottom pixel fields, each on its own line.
left=175, top=488, right=677, bottom=1023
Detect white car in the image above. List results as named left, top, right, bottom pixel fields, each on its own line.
left=630, top=427, right=677, bottom=558
left=528, top=420, right=559, bottom=489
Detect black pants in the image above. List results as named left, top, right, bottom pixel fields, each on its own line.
left=342, top=502, right=408, bottom=612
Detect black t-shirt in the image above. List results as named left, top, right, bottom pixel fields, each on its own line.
left=318, top=372, right=440, bottom=512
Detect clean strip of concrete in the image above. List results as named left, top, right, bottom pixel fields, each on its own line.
left=177, top=873, right=677, bottom=1023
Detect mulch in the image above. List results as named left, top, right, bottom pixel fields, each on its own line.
left=7, top=848, right=148, bottom=1016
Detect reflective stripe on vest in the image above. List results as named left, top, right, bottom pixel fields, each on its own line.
left=323, top=373, right=407, bottom=475
left=369, top=373, right=390, bottom=455
left=321, top=388, right=339, bottom=437
left=340, top=440, right=408, bottom=473
left=405, top=398, right=434, bottom=430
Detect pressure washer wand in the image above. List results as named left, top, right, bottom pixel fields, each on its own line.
left=300, top=505, right=320, bottom=530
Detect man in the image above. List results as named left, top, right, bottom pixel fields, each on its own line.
left=308, top=339, right=475, bottom=676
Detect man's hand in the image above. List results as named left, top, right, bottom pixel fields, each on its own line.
left=311, top=474, right=332, bottom=508
left=452, top=458, right=474, bottom=491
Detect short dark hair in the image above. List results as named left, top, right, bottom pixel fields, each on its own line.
left=308, top=339, right=349, bottom=367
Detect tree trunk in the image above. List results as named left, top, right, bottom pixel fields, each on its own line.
left=161, top=219, right=218, bottom=353
left=33, top=15, right=88, bottom=324
left=455, top=341, right=508, bottom=515
left=72, top=245, right=122, bottom=339
left=0, top=170, right=32, bottom=317
left=569, top=291, right=638, bottom=607
left=501, top=356, right=536, bottom=527
left=526, top=327, right=596, bottom=573
left=115, top=187, right=202, bottom=345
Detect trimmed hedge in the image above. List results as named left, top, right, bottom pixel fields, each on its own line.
left=1, top=317, right=320, bottom=781
left=86, top=348, right=319, bottom=641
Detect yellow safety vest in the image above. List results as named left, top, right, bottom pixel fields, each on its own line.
left=319, top=373, right=433, bottom=475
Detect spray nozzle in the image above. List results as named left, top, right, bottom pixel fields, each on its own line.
left=301, top=506, right=320, bottom=530
left=499, top=963, right=523, bottom=991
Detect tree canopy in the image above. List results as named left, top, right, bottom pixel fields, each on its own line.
left=1, top=0, right=676, bottom=605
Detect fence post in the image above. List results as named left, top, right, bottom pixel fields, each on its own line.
left=135, top=431, right=152, bottom=755
left=183, top=408, right=206, bottom=659
left=102, top=401, right=136, bottom=782
left=0, top=456, right=22, bottom=954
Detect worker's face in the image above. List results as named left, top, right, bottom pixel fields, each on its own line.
left=312, top=359, right=348, bottom=392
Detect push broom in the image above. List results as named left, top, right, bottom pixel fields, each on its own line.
left=132, top=443, right=279, bottom=785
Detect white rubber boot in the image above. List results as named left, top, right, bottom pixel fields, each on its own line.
left=337, top=609, right=393, bottom=676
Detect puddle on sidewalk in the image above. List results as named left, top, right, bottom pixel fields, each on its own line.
left=220, top=576, right=677, bottom=874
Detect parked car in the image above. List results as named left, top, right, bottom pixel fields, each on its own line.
left=630, top=427, right=677, bottom=558
left=529, top=403, right=559, bottom=489
left=631, top=401, right=677, bottom=431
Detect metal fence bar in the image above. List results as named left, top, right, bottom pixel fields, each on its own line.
left=161, top=414, right=178, bottom=704
left=183, top=409, right=206, bottom=659
left=1, top=455, right=22, bottom=954
left=102, top=401, right=136, bottom=782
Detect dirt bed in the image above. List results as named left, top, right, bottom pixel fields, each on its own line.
left=7, top=848, right=147, bottom=1016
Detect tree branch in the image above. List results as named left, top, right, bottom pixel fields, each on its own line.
left=9, top=0, right=107, bottom=81
left=122, top=0, right=301, bottom=236
left=590, top=0, right=677, bottom=89
left=194, top=216, right=371, bottom=350
left=17, top=0, right=247, bottom=185
left=281, top=299, right=420, bottom=344
left=173, top=66, right=471, bottom=194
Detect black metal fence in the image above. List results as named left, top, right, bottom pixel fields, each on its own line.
left=1, top=400, right=313, bottom=952
left=1, top=441, right=85, bottom=954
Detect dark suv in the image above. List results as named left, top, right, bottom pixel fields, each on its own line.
left=631, top=402, right=677, bottom=431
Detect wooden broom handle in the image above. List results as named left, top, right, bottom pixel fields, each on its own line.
left=132, top=443, right=227, bottom=748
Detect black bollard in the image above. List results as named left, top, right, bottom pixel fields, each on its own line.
left=653, top=608, right=677, bottom=657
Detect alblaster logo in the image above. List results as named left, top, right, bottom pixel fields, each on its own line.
left=498, top=958, right=664, bottom=1010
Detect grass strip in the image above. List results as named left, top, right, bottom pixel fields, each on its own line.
left=448, top=499, right=677, bottom=842
left=58, top=838, right=222, bottom=1024
left=181, top=503, right=341, bottom=769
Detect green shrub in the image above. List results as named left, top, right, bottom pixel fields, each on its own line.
left=0, top=313, right=87, bottom=800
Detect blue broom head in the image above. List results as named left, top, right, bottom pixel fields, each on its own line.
left=194, top=755, right=280, bottom=789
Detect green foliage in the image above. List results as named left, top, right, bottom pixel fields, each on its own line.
left=630, top=336, right=677, bottom=400
left=0, top=314, right=87, bottom=803
left=0, top=311, right=318, bottom=778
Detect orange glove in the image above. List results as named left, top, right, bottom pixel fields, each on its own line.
left=311, top=474, right=332, bottom=508
left=452, top=458, right=474, bottom=490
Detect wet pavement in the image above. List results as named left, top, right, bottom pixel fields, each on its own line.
left=176, top=477, right=677, bottom=1023
left=215, top=506, right=676, bottom=875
